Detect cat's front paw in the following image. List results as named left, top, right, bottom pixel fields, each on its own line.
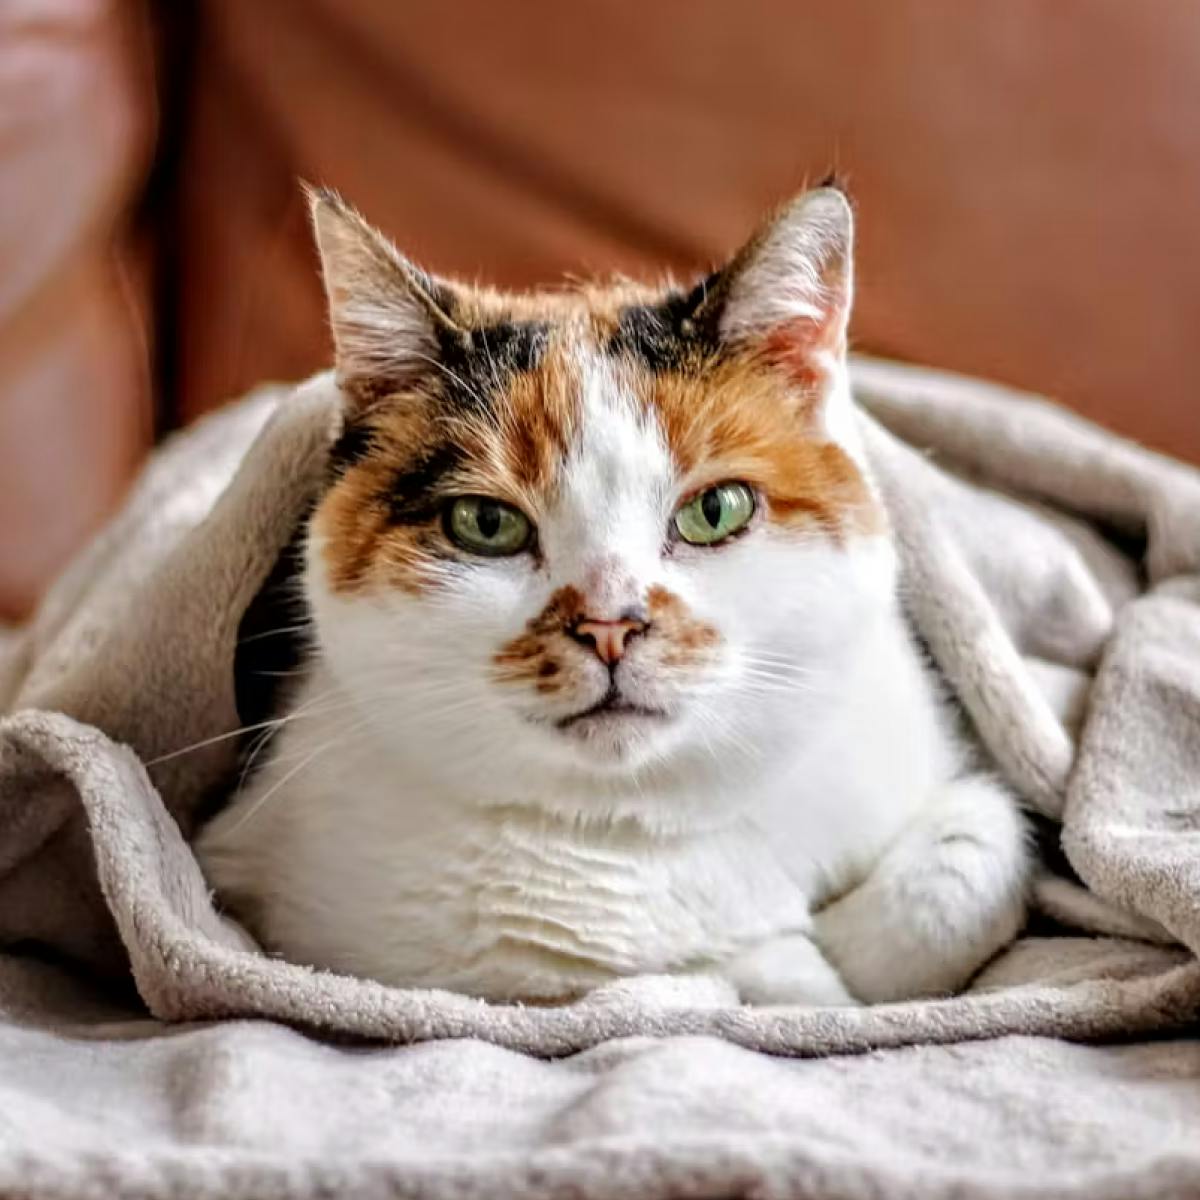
left=725, top=934, right=860, bottom=1007
left=813, top=775, right=1030, bottom=1004
left=583, top=972, right=740, bottom=1010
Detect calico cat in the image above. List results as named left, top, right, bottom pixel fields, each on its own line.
left=196, top=186, right=1029, bottom=1005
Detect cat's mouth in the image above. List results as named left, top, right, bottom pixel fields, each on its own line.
left=555, top=686, right=670, bottom=731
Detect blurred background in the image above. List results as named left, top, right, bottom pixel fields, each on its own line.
left=2, top=0, right=1198, bottom=622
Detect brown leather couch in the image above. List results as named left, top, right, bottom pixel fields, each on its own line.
left=3, top=0, right=1198, bottom=619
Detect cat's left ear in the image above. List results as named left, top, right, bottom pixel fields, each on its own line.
left=306, top=184, right=464, bottom=407
left=710, top=187, right=852, bottom=379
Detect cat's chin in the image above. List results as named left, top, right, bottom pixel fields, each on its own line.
left=537, top=705, right=681, bottom=771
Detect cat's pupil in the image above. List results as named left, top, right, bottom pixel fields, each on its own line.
left=476, top=501, right=502, bottom=539
left=701, top=489, right=723, bottom=529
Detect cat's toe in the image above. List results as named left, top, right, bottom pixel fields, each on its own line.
left=726, top=934, right=860, bottom=1007
left=583, top=972, right=740, bottom=1009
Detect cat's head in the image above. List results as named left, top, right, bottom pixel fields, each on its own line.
left=303, top=187, right=893, bottom=796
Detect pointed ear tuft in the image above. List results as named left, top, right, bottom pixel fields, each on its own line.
left=814, top=170, right=848, bottom=193
left=305, top=183, right=462, bottom=405
left=717, top=187, right=853, bottom=367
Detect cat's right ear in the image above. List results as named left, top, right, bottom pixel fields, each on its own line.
left=702, top=187, right=853, bottom=395
left=306, top=185, right=463, bottom=406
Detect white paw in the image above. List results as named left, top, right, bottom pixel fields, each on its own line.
left=725, top=934, right=859, bottom=1007
left=584, top=972, right=740, bottom=1009
left=813, top=775, right=1029, bottom=1003
left=813, top=884, right=967, bottom=1003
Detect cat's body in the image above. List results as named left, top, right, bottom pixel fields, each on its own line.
left=197, top=187, right=1029, bottom=1005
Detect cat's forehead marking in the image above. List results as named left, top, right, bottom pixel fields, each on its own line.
left=552, top=343, right=676, bottom=516
left=573, top=345, right=670, bottom=473
left=605, top=274, right=723, bottom=374
left=554, top=345, right=675, bottom=555
left=452, top=326, right=674, bottom=503
left=434, top=320, right=551, bottom=415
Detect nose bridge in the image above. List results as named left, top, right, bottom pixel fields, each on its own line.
left=549, top=372, right=670, bottom=619
left=580, top=554, right=643, bottom=621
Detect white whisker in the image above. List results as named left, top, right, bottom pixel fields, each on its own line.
left=223, top=731, right=360, bottom=835
left=238, top=622, right=314, bottom=646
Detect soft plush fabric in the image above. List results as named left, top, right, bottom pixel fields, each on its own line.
left=2, top=358, right=1199, bottom=1197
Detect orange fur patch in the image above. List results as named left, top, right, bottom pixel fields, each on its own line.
left=646, top=585, right=720, bottom=668
left=493, top=586, right=588, bottom=690
left=493, top=582, right=721, bottom=694
left=314, top=408, right=446, bottom=594
left=490, top=341, right=580, bottom=496
left=644, top=354, right=883, bottom=540
left=316, top=334, right=586, bottom=595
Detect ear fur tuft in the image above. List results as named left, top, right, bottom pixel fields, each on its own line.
left=716, top=187, right=853, bottom=357
left=305, top=183, right=461, bottom=404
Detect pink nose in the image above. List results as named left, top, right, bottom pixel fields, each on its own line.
left=570, top=616, right=648, bottom=666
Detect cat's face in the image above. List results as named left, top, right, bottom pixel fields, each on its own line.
left=303, top=188, right=892, bottom=790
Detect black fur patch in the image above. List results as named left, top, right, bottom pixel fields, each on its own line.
left=229, top=515, right=313, bottom=797
left=434, top=320, right=549, bottom=412
left=608, top=271, right=724, bottom=372
left=328, top=421, right=376, bottom=472
left=385, top=443, right=464, bottom=525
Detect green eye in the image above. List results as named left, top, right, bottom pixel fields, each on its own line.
left=674, top=482, right=756, bottom=546
left=445, top=496, right=533, bottom=556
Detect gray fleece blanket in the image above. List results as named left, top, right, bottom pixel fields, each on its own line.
left=2, top=357, right=1200, bottom=1198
